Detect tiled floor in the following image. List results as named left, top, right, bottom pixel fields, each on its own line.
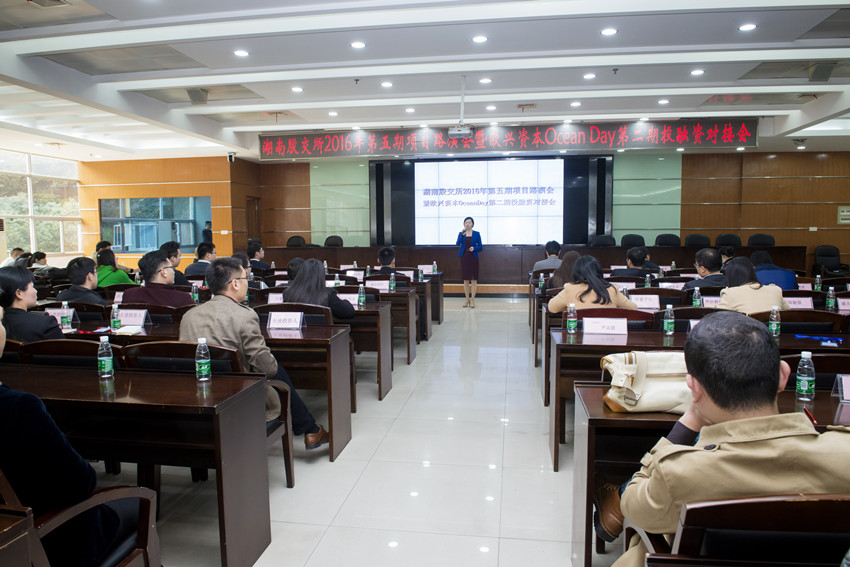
left=94, top=297, right=622, bottom=566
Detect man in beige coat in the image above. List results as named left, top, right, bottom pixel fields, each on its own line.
left=595, top=311, right=850, bottom=567
left=179, top=257, right=329, bottom=450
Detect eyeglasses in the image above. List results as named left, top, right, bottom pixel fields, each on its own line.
left=160, top=265, right=175, bottom=271
left=229, top=277, right=248, bottom=284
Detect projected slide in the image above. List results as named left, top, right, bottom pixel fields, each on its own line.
left=414, top=159, right=564, bottom=245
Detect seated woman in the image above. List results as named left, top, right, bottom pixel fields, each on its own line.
left=546, top=250, right=581, bottom=290
left=284, top=258, right=355, bottom=319
left=548, top=255, right=637, bottom=313
left=717, top=257, right=790, bottom=314
left=96, top=249, right=134, bottom=287
left=0, top=266, right=64, bottom=342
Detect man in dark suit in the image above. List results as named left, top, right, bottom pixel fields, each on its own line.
left=610, top=247, right=656, bottom=278
left=159, top=241, right=190, bottom=286
left=682, top=248, right=727, bottom=290
left=201, top=221, right=213, bottom=243
left=751, top=250, right=797, bottom=290
left=123, top=251, right=195, bottom=307
left=377, top=246, right=398, bottom=274
left=57, top=257, right=107, bottom=306
left=184, top=242, right=216, bottom=277
left=248, top=242, right=271, bottom=270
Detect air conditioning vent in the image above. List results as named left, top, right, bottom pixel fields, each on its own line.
left=0, top=219, right=4, bottom=232
left=28, top=0, right=70, bottom=7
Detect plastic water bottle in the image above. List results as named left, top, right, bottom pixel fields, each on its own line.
left=663, top=304, right=675, bottom=335
left=620, top=287, right=630, bottom=300
left=645, top=273, right=652, bottom=288
left=60, top=301, right=72, bottom=331
left=692, top=287, right=703, bottom=307
left=334, top=272, right=340, bottom=286
left=365, top=265, right=371, bottom=277
left=769, top=305, right=781, bottom=336
left=195, top=337, right=211, bottom=383
left=270, top=261, right=276, bottom=270
left=418, top=269, right=425, bottom=281
left=814, top=274, right=822, bottom=291
left=538, top=272, right=545, bottom=289
left=826, top=286, right=837, bottom=312
left=796, top=351, right=815, bottom=402
left=353, top=260, right=358, bottom=269
left=97, top=336, right=113, bottom=379
left=670, top=260, right=676, bottom=270
left=432, top=261, right=438, bottom=273
left=191, top=283, right=200, bottom=303
left=389, top=273, right=396, bottom=291
left=357, top=284, right=366, bottom=308
left=566, top=304, right=577, bottom=334
left=657, top=266, right=664, bottom=279
left=134, top=271, right=141, bottom=284
left=110, top=303, right=121, bottom=330
left=323, top=259, right=328, bottom=274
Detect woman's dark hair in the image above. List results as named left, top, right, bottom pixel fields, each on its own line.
left=284, top=258, right=330, bottom=306
left=463, top=216, right=474, bottom=227
left=0, top=266, right=35, bottom=308
left=548, top=250, right=581, bottom=289
left=13, top=252, right=33, bottom=268
left=571, top=255, right=613, bottom=304
left=32, top=251, right=46, bottom=263
left=96, top=248, right=119, bottom=273
left=723, top=257, right=761, bottom=288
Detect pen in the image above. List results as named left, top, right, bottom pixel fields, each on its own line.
left=803, top=407, right=818, bottom=425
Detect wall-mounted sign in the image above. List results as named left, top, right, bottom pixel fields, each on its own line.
left=259, top=119, right=758, bottom=160
left=838, top=206, right=850, bottom=225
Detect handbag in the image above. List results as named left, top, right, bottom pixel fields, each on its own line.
left=601, top=351, right=691, bottom=414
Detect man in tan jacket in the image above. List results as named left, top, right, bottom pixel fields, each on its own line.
left=179, top=257, right=329, bottom=450
left=595, top=311, right=850, bottom=567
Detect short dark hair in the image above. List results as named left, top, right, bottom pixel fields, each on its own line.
left=544, top=241, right=561, bottom=256
left=0, top=266, right=35, bottom=308
left=378, top=246, right=395, bottom=266
left=138, top=250, right=171, bottom=282
left=684, top=311, right=780, bottom=410
left=197, top=241, right=215, bottom=260
left=10, top=247, right=23, bottom=255
left=95, top=240, right=111, bottom=252
left=750, top=250, right=772, bottom=267
left=718, top=246, right=735, bottom=258
left=247, top=242, right=263, bottom=259
left=626, top=247, right=647, bottom=267
left=206, top=257, right=243, bottom=294
left=65, top=257, right=96, bottom=285
left=231, top=253, right=250, bottom=269
left=463, top=216, right=474, bottom=226
left=723, top=257, right=760, bottom=288
left=32, top=252, right=46, bottom=262
left=286, top=257, right=304, bottom=280
left=159, top=241, right=181, bottom=260
left=695, top=248, right=722, bottom=272
left=205, top=221, right=212, bottom=228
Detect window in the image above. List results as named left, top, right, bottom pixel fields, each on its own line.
left=0, top=150, right=81, bottom=254
left=99, top=197, right=211, bottom=253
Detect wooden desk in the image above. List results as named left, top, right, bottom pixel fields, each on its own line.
left=571, top=384, right=841, bottom=567
left=428, top=272, right=445, bottom=324
left=2, top=366, right=270, bottom=567
left=0, top=507, right=33, bottom=567
left=380, top=289, right=417, bottom=364
left=410, top=279, right=433, bottom=341
left=338, top=302, right=393, bottom=400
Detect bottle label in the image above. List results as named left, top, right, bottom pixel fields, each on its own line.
left=827, top=298, right=836, bottom=309
left=814, top=284, right=822, bottom=291
left=796, top=377, right=814, bottom=395
left=769, top=321, right=780, bottom=335
left=192, top=292, right=199, bottom=302
left=98, top=357, right=113, bottom=372
left=539, top=280, right=544, bottom=289
left=692, top=297, right=700, bottom=307
left=60, top=315, right=71, bottom=326
left=196, top=360, right=211, bottom=376
left=664, top=319, right=674, bottom=332
left=110, top=318, right=121, bottom=329
left=566, top=317, right=577, bottom=332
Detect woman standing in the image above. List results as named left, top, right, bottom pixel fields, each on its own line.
left=456, top=216, right=483, bottom=308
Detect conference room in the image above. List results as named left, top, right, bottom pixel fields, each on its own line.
left=1, top=2, right=850, bottom=567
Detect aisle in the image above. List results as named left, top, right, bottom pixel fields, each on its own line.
left=96, top=298, right=621, bottom=567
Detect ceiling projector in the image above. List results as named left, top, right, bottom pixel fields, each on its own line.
left=448, top=126, right=473, bottom=138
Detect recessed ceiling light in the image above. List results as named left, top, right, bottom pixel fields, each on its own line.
left=233, top=49, right=249, bottom=57
left=472, top=35, right=488, bottom=43
left=658, top=99, right=670, bottom=105
left=446, top=153, right=454, bottom=157
left=690, top=69, right=704, bottom=76
left=563, top=119, right=572, bottom=123
left=639, top=117, right=649, bottom=121
left=601, top=28, right=617, bottom=36
left=34, top=143, right=43, bottom=147
left=736, top=147, right=746, bottom=151
left=559, top=150, right=566, bottom=154
left=381, top=81, right=393, bottom=88
left=490, top=121, right=498, bottom=126
left=405, top=107, right=415, bottom=113
left=479, top=78, right=492, bottom=84
left=352, top=126, right=360, bottom=130
left=420, top=123, right=428, bottom=128
left=486, top=105, right=496, bottom=111
left=676, top=148, right=685, bottom=152
left=797, top=145, right=806, bottom=150
left=328, top=111, right=338, bottom=117
left=571, top=101, right=581, bottom=107
left=617, top=148, right=625, bottom=152
left=479, top=547, right=490, bottom=553
left=658, top=157, right=665, bottom=161
left=502, top=151, right=510, bottom=155
left=350, top=41, right=366, bottom=49
left=388, top=542, right=399, bottom=548
left=291, top=86, right=303, bottom=93
left=738, top=23, right=756, bottom=31
left=583, top=73, right=596, bottom=80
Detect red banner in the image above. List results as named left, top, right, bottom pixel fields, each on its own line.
left=259, top=119, right=758, bottom=160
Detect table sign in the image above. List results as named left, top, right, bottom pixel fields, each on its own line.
left=838, top=298, right=850, bottom=311
left=114, top=291, right=124, bottom=303
left=370, top=280, right=391, bottom=292
left=338, top=264, right=354, bottom=270
left=274, top=279, right=288, bottom=287
left=786, top=297, right=814, bottom=310
left=680, top=273, right=699, bottom=278
left=581, top=333, right=629, bottom=346
left=45, top=308, right=80, bottom=326
left=325, top=280, right=341, bottom=288
left=689, top=319, right=701, bottom=330
left=609, top=265, right=627, bottom=270
left=583, top=318, right=628, bottom=335
left=274, top=270, right=288, bottom=276
left=834, top=374, right=850, bottom=401
left=418, top=264, right=435, bottom=274
left=659, top=281, right=686, bottom=290
left=346, top=270, right=364, bottom=281
left=660, top=265, right=672, bottom=271
left=117, top=309, right=151, bottom=326
left=703, top=296, right=721, bottom=307
left=267, top=329, right=304, bottom=339
left=630, top=295, right=660, bottom=309
left=617, top=282, right=636, bottom=289
left=267, top=311, right=303, bottom=329
left=798, top=283, right=812, bottom=290
left=399, top=270, right=414, bottom=280
left=267, top=293, right=284, bottom=304
left=337, top=293, right=358, bottom=306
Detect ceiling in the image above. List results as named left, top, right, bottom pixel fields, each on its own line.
left=0, top=0, right=849, bottom=162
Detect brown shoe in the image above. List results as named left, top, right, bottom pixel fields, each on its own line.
left=304, top=425, right=330, bottom=450
left=593, top=480, right=624, bottom=542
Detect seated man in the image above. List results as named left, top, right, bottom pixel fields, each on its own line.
left=184, top=241, right=216, bottom=277
left=179, top=257, right=329, bottom=449
left=248, top=242, right=271, bottom=270
left=595, top=311, right=850, bottom=567
left=159, top=241, right=190, bottom=286
left=377, top=246, right=399, bottom=275
left=610, top=247, right=655, bottom=278
left=682, top=247, right=726, bottom=290
left=531, top=240, right=562, bottom=276
left=123, top=250, right=195, bottom=307
left=57, top=257, right=107, bottom=306
left=640, top=247, right=660, bottom=271
left=232, top=253, right=267, bottom=290
left=0, top=247, right=24, bottom=268
left=751, top=250, right=797, bottom=290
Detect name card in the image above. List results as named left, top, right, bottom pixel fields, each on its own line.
left=835, top=374, right=850, bottom=402
left=274, top=279, right=289, bottom=287
left=583, top=317, right=628, bottom=335
left=45, top=308, right=79, bottom=326
left=703, top=296, right=721, bottom=307
left=267, top=311, right=303, bottom=329
left=267, top=329, right=304, bottom=339
left=339, top=264, right=354, bottom=270
left=274, top=270, right=288, bottom=276
left=418, top=264, right=435, bottom=274
left=370, top=280, right=390, bottom=292
left=689, top=319, right=701, bottom=330
left=618, top=282, right=636, bottom=289
left=785, top=297, right=814, bottom=310
left=630, top=294, right=660, bottom=309
left=679, top=273, right=699, bottom=279
left=118, top=309, right=150, bottom=326
left=113, top=291, right=124, bottom=303
left=660, top=265, right=672, bottom=272
left=267, top=292, right=284, bottom=304
left=838, top=298, right=850, bottom=312
left=609, top=265, right=627, bottom=270
left=798, top=282, right=812, bottom=290
left=581, top=333, right=629, bottom=346
left=398, top=270, right=414, bottom=280
left=659, top=281, right=686, bottom=290
left=346, top=270, right=364, bottom=281
left=338, top=293, right=358, bottom=306
left=326, top=280, right=341, bottom=287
